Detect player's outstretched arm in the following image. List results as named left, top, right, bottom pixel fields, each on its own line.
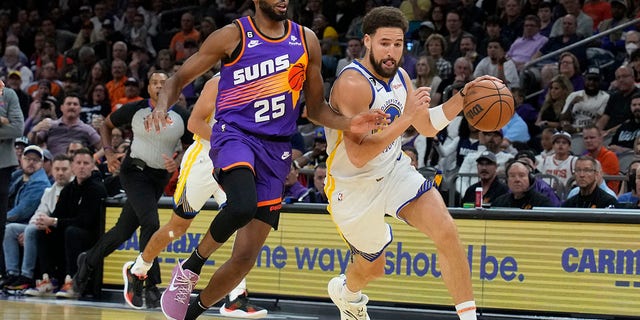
left=302, top=28, right=388, bottom=135
left=187, top=76, right=219, bottom=140
left=146, top=24, right=240, bottom=132
left=333, top=70, right=430, bottom=168
left=412, top=75, right=502, bottom=137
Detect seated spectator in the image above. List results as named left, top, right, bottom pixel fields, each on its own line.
left=597, top=66, right=640, bottom=134
left=549, top=0, right=593, bottom=38
left=559, top=68, right=609, bottom=134
left=412, top=55, right=442, bottom=105
left=536, top=127, right=556, bottom=164
left=14, top=137, right=29, bottom=166
left=537, top=2, right=554, bottom=38
left=336, top=37, right=363, bottom=76
left=506, top=15, right=548, bottom=71
left=535, top=75, right=573, bottom=130
left=170, top=12, right=200, bottom=62
left=608, top=92, right=640, bottom=154
left=460, top=151, right=509, bottom=207
left=18, top=155, right=72, bottom=296
left=562, top=156, right=619, bottom=208
left=0, top=145, right=50, bottom=292
left=294, top=127, right=328, bottom=169
left=425, top=33, right=452, bottom=82
left=535, top=15, right=587, bottom=68
left=458, top=130, right=513, bottom=194
left=5, top=71, right=31, bottom=118
left=1, top=46, right=33, bottom=91
left=105, top=59, right=128, bottom=104
left=514, top=149, right=562, bottom=207
left=473, top=38, right=520, bottom=89
left=539, top=131, right=578, bottom=191
left=582, top=125, right=620, bottom=192
left=283, top=163, right=310, bottom=203
left=617, top=160, right=640, bottom=205
left=596, top=0, right=631, bottom=62
left=112, top=77, right=143, bottom=112
left=30, top=93, right=102, bottom=156
left=34, top=149, right=107, bottom=298
left=80, top=84, right=111, bottom=125
left=306, top=163, right=328, bottom=203
left=492, top=159, right=553, bottom=209
left=459, top=34, right=483, bottom=68
left=432, top=57, right=474, bottom=106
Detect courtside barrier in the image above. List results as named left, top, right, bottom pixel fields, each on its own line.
left=103, top=198, right=640, bottom=318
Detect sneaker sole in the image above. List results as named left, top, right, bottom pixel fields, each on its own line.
left=220, top=304, right=268, bottom=319
left=122, top=261, right=144, bottom=310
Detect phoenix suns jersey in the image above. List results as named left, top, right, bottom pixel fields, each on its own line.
left=326, top=61, right=409, bottom=180
left=216, top=16, right=308, bottom=138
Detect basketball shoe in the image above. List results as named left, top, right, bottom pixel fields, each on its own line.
left=160, top=260, right=199, bottom=320
left=56, top=275, right=78, bottom=299
left=220, top=291, right=268, bottom=318
left=328, top=274, right=370, bottom=320
left=25, top=274, right=59, bottom=297
left=122, top=261, right=146, bottom=309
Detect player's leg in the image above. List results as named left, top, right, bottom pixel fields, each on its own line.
left=161, top=167, right=257, bottom=320
left=185, top=217, right=271, bottom=319
left=398, top=188, right=477, bottom=320
left=329, top=252, right=384, bottom=320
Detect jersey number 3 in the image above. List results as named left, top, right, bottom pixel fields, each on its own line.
left=254, top=95, right=286, bottom=123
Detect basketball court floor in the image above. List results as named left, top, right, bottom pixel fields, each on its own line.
left=0, top=289, right=608, bottom=320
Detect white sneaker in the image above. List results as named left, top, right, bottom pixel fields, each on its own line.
left=328, top=275, right=370, bottom=320
left=24, top=274, right=58, bottom=297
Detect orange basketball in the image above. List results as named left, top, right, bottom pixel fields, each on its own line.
left=462, top=79, right=515, bottom=131
left=288, top=63, right=306, bottom=91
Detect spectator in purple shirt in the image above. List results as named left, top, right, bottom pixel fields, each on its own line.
left=507, top=15, right=548, bottom=71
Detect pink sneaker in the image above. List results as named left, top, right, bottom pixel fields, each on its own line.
left=160, top=261, right=199, bottom=320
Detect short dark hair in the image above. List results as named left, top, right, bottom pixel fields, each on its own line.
left=362, top=6, right=408, bottom=36
left=72, top=147, right=93, bottom=160
left=64, top=92, right=83, bottom=104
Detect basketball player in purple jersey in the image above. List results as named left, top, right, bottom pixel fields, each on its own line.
left=145, top=1, right=388, bottom=319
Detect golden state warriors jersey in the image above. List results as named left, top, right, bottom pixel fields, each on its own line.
left=326, top=61, right=409, bottom=180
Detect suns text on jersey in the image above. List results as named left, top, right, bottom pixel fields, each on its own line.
left=233, top=54, right=290, bottom=85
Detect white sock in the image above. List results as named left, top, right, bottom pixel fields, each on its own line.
left=342, top=283, right=362, bottom=303
left=131, top=253, right=153, bottom=277
left=456, top=301, right=477, bottom=320
left=229, top=278, right=246, bottom=301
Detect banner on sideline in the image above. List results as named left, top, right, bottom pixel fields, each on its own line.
left=103, top=207, right=639, bottom=317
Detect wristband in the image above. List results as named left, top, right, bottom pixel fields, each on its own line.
left=429, top=104, right=450, bottom=131
left=104, top=145, right=114, bottom=151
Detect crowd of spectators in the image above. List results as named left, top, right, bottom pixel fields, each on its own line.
left=1, top=0, right=640, bottom=299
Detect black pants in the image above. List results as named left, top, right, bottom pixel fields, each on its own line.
left=37, top=226, right=96, bottom=282
left=0, top=166, right=15, bottom=275
left=85, top=156, right=169, bottom=286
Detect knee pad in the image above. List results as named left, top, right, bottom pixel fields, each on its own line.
left=209, top=201, right=257, bottom=243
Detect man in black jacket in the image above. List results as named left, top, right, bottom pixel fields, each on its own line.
left=562, top=156, right=619, bottom=208
left=34, top=148, right=107, bottom=298
left=492, top=159, right=552, bottom=209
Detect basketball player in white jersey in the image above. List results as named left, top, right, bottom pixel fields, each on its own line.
left=324, top=6, right=497, bottom=320
left=122, top=76, right=267, bottom=318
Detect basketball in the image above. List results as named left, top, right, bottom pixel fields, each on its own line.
left=462, top=79, right=515, bottom=131
left=288, top=63, right=306, bottom=91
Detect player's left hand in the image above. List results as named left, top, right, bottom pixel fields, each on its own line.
left=348, top=109, right=390, bottom=134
